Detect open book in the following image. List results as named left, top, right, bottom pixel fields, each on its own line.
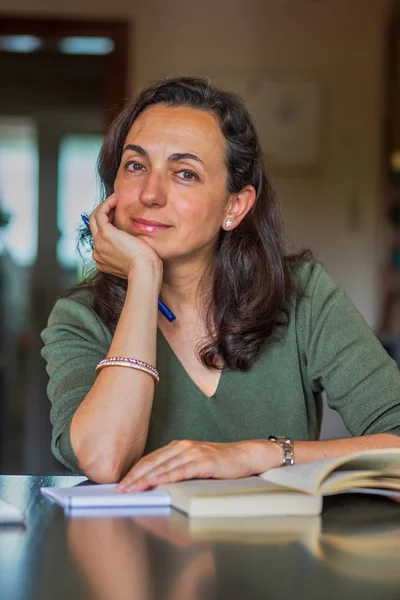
left=41, top=448, right=400, bottom=518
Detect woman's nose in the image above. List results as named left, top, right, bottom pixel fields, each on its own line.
left=139, top=172, right=167, bottom=207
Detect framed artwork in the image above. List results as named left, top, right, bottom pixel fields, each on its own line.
left=245, top=79, right=323, bottom=173
left=213, top=75, right=323, bottom=175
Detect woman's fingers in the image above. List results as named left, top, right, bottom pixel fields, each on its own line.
left=145, top=460, right=209, bottom=487
left=116, top=441, right=262, bottom=493
left=96, top=193, right=117, bottom=229
left=122, top=460, right=210, bottom=493
left=121, top=456, right=199, bottom=492
left=116, top=441, right=196, bottom=491
left=90, top=193, right=117, bottom=236
left=137, top=450, right=208, bottom=484
left=90, top=194, right=119, bottom=271
left=116, top=444, right=182, bottom=488
left=87, top=191, right=163, bottom=278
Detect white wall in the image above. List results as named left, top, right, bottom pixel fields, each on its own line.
left=0, top=0, right=392, bottom=328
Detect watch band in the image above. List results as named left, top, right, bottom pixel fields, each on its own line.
left=268, top=436, right=295, bottom=466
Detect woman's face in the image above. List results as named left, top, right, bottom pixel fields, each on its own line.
left=113, top=104, right=230, bottom=263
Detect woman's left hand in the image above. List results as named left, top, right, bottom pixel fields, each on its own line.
left=116, top=439, right=280, bottom=492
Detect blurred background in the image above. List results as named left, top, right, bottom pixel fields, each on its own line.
left=0, top=0, right=399, bottom=474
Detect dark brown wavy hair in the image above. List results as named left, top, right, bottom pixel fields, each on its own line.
left=78, top=76, right=311, bottom=371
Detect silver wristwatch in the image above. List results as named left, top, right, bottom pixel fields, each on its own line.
left=268, top=436, right=295, bottom=466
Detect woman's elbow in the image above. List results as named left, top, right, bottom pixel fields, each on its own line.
left=69, top=416, right=145, bottom=483
left=69, top=419, right=120, bottom=482
left=82, top=463, right=122, bottom=484
left=74, top=449, right=126, bottom=483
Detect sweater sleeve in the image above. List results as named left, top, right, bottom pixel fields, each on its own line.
left=296, top=262, right=400, bottom=437
left=41, top=291, right=111, bottom=473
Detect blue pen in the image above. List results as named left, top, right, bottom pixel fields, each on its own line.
left=81, top=214, right=176, bottom=322
left=81, top=214, right=90, bottom=228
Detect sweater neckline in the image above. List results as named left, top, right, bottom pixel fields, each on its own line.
left=157, top=328, right=223, bottom=399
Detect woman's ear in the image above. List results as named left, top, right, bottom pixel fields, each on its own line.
left=222, top=186, right=256, bottom=230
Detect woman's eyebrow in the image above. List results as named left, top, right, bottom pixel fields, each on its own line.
left=169, top=152, right=204, bottom=165
left=123, top=144, right=148, bottom=158
left=122, top=144, right=204, bottom=165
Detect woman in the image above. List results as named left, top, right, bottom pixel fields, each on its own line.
left=41, top=76, right=400, bottom=489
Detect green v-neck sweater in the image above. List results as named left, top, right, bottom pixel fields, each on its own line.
left=41, top=261, right=400, bottom=474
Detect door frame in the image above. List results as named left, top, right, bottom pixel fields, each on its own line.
left=0, top=15, right=130, bottom=123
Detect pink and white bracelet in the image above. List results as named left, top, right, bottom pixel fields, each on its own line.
left=96, top=356, right=159, bottom=384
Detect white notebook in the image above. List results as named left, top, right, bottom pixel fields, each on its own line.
left=64, top=505, right=172, bottom=518
left=0, top=499, right=25, bottom=525
left=41, top=483, right=171, bottom=510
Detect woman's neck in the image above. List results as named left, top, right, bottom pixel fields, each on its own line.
left=160, top=256, right=212, bottom=317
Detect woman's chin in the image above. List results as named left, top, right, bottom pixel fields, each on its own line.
left=135, top=237, right=172, bottom=262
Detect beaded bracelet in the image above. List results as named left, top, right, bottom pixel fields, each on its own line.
left=96, top=356, right=159, bottom=384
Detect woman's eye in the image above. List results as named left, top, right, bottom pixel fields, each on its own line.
left=126, top=161, right=145, bottom=172
left=177, top=170, right=198, bottom=181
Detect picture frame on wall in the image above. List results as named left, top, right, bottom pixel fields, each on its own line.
left=213, top=74, right=323, bottom=176
left=245, top=78, right=323, bottom=174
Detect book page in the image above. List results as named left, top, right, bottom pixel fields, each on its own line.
left=320, top=471, right=400, bottom=495
left=260, top=448, right=400, bottom=496
left=261, top=459, right=338, bottom=495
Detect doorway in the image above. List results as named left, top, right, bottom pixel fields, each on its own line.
left=0, top=16, right=129, bottom=473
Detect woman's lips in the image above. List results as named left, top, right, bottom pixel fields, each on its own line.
left=131, top=218, right=171, bottom=232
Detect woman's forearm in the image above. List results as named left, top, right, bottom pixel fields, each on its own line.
left=249, top=433, right=400, bottom=473
left=71, top=264, right=162, bottom=483
left=293, top=433, right=400, bottom=464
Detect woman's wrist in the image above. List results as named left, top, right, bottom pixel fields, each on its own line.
left=127, top=260, right=163, bottom=291
left=243, top=439, right=284, bottom=474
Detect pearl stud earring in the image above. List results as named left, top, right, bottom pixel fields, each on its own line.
left=225, top=219, right=233, bottom=228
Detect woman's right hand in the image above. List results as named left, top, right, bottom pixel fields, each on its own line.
left=89, top=194, right=163, bottom=281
